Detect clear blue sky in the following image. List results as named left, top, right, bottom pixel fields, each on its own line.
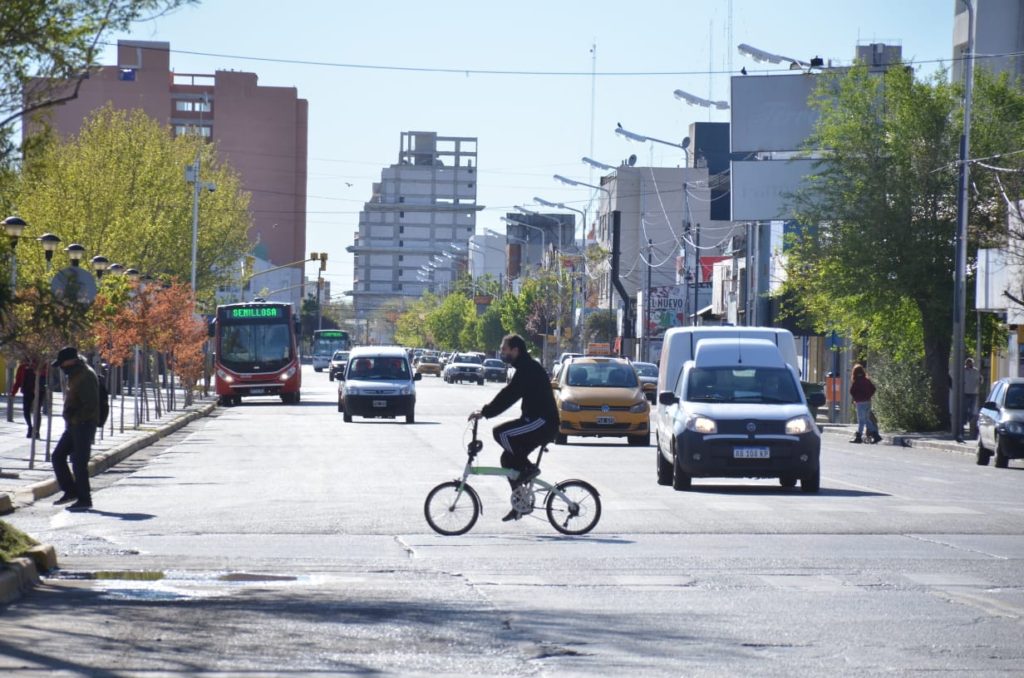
left=101, top=0, right=955, bottom=293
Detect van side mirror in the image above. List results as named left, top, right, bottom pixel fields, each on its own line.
left=336, top=371, right=345, bottom=381
left=414, top=372, right=422, bottom=381
left=207, top=322, right=215, bottom=338
left=807, top=392, right=826, bottom=409
left=551, top=380, right=560, bottom=389
left=983, top=400, right=997, bottom=410
left=659, top=391, right=678, bottom=406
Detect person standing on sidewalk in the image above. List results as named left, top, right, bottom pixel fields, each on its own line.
left=51, top=347, right=100, bottom=512
left=962, top=358, right=981, bottom=437
left=849, top=364, right=881, bottom=444
left=10, top=359, right=45, bottom=439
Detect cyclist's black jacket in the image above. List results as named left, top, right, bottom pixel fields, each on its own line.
left=481, top=352, right=559, bottom=427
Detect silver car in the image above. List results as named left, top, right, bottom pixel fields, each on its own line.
left=977, top=378, right=1024, bottom=468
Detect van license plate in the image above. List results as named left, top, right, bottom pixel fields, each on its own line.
left=596, top=416, right=615, bottom=425
left=373, top=400, right=387, bottom=408
left=249, top=388, right=265, bottom=395
left=733, top=446, right=770, bottom=459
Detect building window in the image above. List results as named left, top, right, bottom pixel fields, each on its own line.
left=174, top=100, right=212, bottom=112
left=468, top=183, right=474, bottom=188
left=174, top=124, right=211, bottom=138
left=399, top=226, right=405, bottom=233
left=399, top=255, right=404, bottom=261
left=400, top=212, right=404, bottom=218
left=399, top=196, right=405, bottom=203
left=118, top=68, right=136, bottom=81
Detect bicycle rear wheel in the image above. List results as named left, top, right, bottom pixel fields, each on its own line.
left=545, top=480, right=601, bottom=536
left=424, top=481, right=480, bottom=536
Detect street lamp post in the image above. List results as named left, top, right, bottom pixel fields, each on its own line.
left=64, top=243, right=86, bottom=266
left=501, top=216, right=547, bottom=267
left=3, top=216, right=26, bottom=424
left=37, top=233, right=61, bottom=271
left=615, top=123, right=691, bottom=167
left=90, top=256, right=110, bottom=278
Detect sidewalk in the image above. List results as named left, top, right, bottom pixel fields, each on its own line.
left=819, top=423, right=979, bottom=456
left=0, top=389, right=216, bottom=515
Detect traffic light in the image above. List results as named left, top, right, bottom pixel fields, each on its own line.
left=310, top=251, right=319, bottom=261
left=319, top=251, right=327, bottom=271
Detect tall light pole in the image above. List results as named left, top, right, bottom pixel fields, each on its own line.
left=952, top=0, right=975, bottom=440
left=615, top=123, right=691, bottom=167
left=500, top=216, right=546, bottom=268
left=3, top=216, right=26, bottom=424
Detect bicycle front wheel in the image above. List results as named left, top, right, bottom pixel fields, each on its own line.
left=424, top=481, right=480, bottom=536
left=545, top=480, right=601, bottom=536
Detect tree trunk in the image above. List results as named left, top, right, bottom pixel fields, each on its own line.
left=920, top=310, right=952, bottom=431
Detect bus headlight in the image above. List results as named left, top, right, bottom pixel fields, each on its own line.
left=216, top=368, right=234, bottom=383
left=785, top=415, right=814, bottom=435
left=279, top=366, right=296, bottom=381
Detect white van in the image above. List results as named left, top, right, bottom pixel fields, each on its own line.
left=654, top=327, right=799, bottom=448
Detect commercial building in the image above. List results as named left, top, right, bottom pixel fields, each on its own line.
left=500, top=212, right=575, bottom=279
left=468, top=233, right=507, bottom=283
left=348, top=132, right=483, bottom=319
left=954, top=0, right=1024, bottom=83
left=25, top=40, right=308, bottom=308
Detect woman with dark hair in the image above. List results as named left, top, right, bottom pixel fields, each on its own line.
left=10, top=359, right=45, bottom=439
left=849, top=364, right=881, bottom=444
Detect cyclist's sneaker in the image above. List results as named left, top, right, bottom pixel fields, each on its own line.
left=501, top=508, right=522, bottom=522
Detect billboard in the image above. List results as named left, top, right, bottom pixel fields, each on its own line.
left=731, top=74, right=820, bottom=153
left=731, top=159, right=822, bottom=221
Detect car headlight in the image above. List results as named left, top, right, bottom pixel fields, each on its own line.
left=1002, top=420, right=1024, bottom=434
left=400, top=385, right=412, bottom=395
left=685, top=415, right=717, bottom=434
left=629, top=401, right=649, bottom=413
left=561, top=400, right=581, bottom=412
left=216, top=368, right=234, bottom=383
left=279, top=366, right=296, bottom=381
left=785, top=415, right=814, bottom=435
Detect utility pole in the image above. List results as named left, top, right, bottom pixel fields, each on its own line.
left=645, top=238, right=653, bottom=362
left=952, top=0, right=975, bottom=440
left=692, top=223, right=701, bottom=327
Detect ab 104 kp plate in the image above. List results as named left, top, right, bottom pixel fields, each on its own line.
left=596, top=416, right=615, bottom=425
left=733, top=446, right=770, bottom=459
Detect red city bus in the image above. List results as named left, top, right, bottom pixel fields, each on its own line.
left=210, top=301, right=302, bottom=405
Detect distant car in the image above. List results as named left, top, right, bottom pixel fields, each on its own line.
left=443, top=353, right=485, bottom=385
left=328, top=350, right=349, bottom=381
left=632, top=361, right=659, bottom=403
left=482, top=358, right=507, bottom=382
left=414, top=355, right=442, bottom=377
left=977, top=378, right=1024, bottom=468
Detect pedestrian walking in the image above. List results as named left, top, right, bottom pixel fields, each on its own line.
left=962, top=358, right=981, bottom=437
left=10, top=359, right=45, bottom=439
left=50, top=347, right=100, bottom=512
left=849, top=364, right=881, bottom=444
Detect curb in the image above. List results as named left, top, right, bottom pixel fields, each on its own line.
left=821, top=427, right=976, bottom=456
left=0, top=556, right=42, bottom=605
left=0, top=493, right=11, bottom=516
left=5, top=401, right=216, bottom=510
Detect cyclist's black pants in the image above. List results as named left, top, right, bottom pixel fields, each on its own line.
left=493, top=417, right=556, bottom=486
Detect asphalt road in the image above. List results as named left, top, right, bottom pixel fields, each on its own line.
left=1, top=365, right=1022, bottom=677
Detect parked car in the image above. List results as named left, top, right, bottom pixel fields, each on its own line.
left=655, top=338, right=821, bottom=492
left=554, top=356, right=650, bottom=446
left=328, top=350, right=349, bottom=381
left=443, top=353, right=485, bottom=385
left=632, top=361, right=659, bottom=403
left=337, top=346, right=420, bottom=424
left=482, top=358, right=507, bottom=382
left=414, top=355, right=442, bottom=377
left=977, top=377, right=1024, bottom=468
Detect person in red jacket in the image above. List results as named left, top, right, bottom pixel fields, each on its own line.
left=10, top=360, right=46, bottom=439
left=849, top=364, right=881, bottom=444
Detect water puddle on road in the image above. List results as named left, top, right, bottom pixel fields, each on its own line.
left=48, top=569, right=308, bottom=602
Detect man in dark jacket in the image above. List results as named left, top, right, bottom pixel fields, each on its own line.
left=51, top=347, right=100, bottom=512
left=469, top=334, right=559, bottom=521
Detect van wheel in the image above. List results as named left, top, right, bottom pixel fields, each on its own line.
left=800, top=467, right=821, bottom=493
left=672, top=442, right=691, bottom=491
left=779, top=475, right=798, bottom=488
left=406, top=410, right=415, bottom=424
left=976, top=436, right=992, bottom=466
left=343, top=410, right=352, bottom=423
left=656, top=449, right=673, bottom=486
left=555, top=433, right=567, bottom=445
left=994, top=438, right=1010, bottom=468
left=337, top=399, right=344, bottom=413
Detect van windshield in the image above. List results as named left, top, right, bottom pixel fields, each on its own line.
left=346, top=357, right=411, bottom=380
left=685, top=366, right=800, bottom=404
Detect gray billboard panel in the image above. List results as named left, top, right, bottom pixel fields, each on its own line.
left=731, top=74, right=820, bottom=153
left=731, top=159, right=821, bottom=221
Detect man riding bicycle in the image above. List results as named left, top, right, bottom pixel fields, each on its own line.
left=469, top=334, right=559, bottom=522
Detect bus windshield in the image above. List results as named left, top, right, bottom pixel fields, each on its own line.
left=219, top=322, right=293, bottom=372
left=313, top=331, right=350, bottom=356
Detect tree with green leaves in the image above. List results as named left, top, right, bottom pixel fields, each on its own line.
left=0, top=0, right=195, bottom=166
left=785, top=64, right=1024, bottom=429
left=12, top=106, right=251, bottom=307
left=426, top=293, right=475, bottom=351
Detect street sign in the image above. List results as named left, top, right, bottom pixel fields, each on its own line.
left=587, top=342, right=610, bottom=355
left=51, top=266, right=97, bottom=305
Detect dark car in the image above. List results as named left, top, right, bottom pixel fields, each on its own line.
left=482, top=358, right=507, bottom=382
left=977, top=378, right=1024, bottom=468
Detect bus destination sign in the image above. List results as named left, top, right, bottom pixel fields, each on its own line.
left=229, top=306, right=282, bottom=320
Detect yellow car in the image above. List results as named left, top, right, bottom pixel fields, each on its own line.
left=414, top=356, right=442, bottom=377
left=554, top=357, right=651, bottom=446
